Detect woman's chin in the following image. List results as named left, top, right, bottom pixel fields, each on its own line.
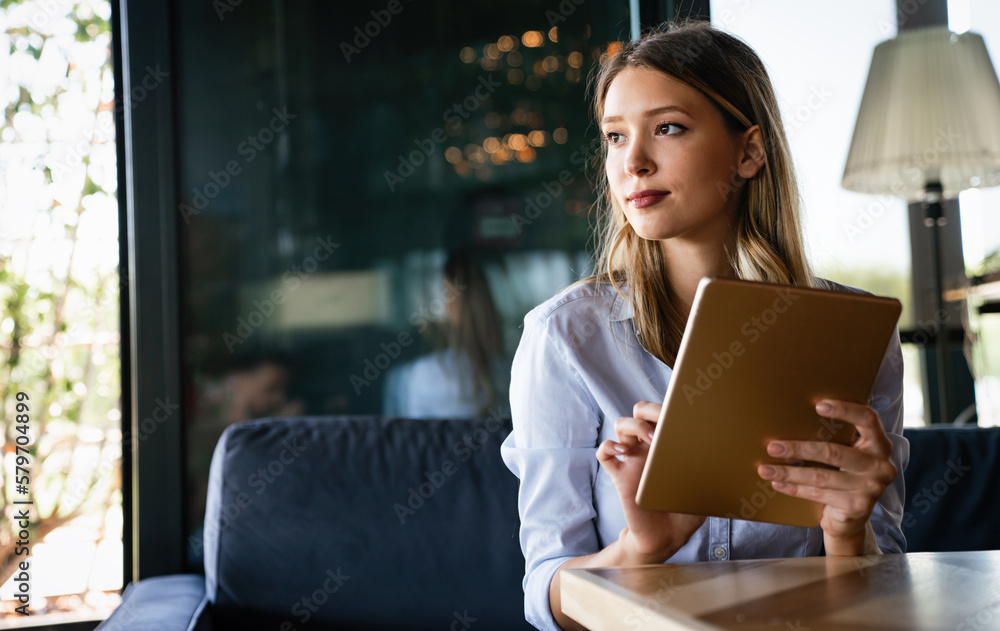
left=631, top=223, right=683, bottom=242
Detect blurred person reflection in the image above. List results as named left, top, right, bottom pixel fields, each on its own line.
left=218, top=355, right=304, bottom=425
left=384, top=249, right=511, bottom=418
left=186, top=353, right=303, bottom=566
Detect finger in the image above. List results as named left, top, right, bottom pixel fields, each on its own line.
left=632, top=400, right=664, bottom=423
left=596, top=440, right=626, bottom=474
left=766, top=481, right=877, bottom=521
left=758, top=463, right=870, bottom=492
left=815, top=399, right=892, bottom=457
left=766, top=440, right=895, bottom=482
left=614, top=416, right=657, bottom=444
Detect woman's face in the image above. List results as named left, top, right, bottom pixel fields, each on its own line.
left=600, top=66, right=761, bottom=243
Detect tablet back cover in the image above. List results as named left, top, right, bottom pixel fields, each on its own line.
left=635, top=277, right=902, bottom=528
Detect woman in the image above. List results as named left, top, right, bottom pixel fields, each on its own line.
left=383, top=249, right=510, bottom=418
left=499, top=19, right=906, bottom=631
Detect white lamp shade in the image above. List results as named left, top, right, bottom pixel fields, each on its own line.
left=842, top=26, right=1000, bottom=201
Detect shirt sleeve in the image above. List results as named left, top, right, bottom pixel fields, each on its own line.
left=867, top=325, right=909, bottom=553
left=500, top=310, right=604, bottom=631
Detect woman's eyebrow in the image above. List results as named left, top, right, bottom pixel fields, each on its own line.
left=601, top=104, right=693, bottom=124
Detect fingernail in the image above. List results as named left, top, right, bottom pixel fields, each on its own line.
left=759, top=465, right=775, bottom=478
left=613, top=444, right=625, bottom=453
left=647, top=431, right=655, bottom=441
left=768, top=442, right=786, bottom=456
left=816, top=401, right=833, bottom=414
left=772, top=481, right=787, bottom=490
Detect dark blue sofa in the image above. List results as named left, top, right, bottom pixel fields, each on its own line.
left=94, top=418, right=1000, bottom=630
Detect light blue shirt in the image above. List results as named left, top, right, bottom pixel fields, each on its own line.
left=499, top=277, right=908, bottom=631
left=383, top=348, right=511, bottom=419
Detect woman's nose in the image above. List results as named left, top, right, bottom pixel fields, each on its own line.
left=624, top=137, right=656, bottom=177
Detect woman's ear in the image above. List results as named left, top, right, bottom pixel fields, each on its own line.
left=736, top=124, right=765, bottom=179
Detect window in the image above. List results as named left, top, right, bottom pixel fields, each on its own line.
left=171, top=0, right=632, bottom=572
left=1, top=0, right=122, bottom=623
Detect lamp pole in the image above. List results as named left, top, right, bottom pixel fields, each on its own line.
left=922, top=181, right=954, bottom=423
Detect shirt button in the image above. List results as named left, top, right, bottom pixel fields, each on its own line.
left=713, top=546, right=728, bottom=560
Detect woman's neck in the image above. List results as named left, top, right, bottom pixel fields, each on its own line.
left=660, top=238, right=737, bottom=314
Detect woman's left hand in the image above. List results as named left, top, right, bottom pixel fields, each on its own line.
left=756, top=399, right=898, bottom=556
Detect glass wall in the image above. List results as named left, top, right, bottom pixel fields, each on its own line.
left=172, top=0, right=631, bottom=570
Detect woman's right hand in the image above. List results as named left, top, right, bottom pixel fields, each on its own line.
left=597, top=400, right=706, bottom=564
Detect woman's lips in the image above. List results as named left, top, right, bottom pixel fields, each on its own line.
left=629, top=192, right=669, bottom=209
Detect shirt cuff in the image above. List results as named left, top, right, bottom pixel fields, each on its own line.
left=524, top=555, right=576, bottom=631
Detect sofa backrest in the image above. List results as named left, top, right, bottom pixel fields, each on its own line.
left=199, top=418, right=1000, bottom=629
left=901, top=426, right=1000, bottom=552
left=203, top=416, right=533, bottom=631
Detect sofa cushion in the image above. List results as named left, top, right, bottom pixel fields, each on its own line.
left=203, top=415, right=532, bottom=631
left=901, top=426, right=1000, bottom=552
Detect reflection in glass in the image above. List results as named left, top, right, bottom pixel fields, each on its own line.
left=173, top=0, right=631, bottom=572
left=383, top=249, right=511, bottom=418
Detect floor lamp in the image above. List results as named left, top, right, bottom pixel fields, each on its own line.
left=842, top=26, right=1000, bottom=424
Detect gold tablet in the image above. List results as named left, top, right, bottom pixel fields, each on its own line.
left=635, top=276, right=902, bottom=528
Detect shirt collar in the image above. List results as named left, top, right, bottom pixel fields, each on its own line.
left=607, top=281, right=634, bottom=322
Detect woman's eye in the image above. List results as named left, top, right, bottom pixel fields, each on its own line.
left=605, top=131, right=623, bottom=144
left=657, top=122, right=686, bottom=135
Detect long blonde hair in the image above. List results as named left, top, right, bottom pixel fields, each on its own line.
left=576, top=19, right=815, bottom=368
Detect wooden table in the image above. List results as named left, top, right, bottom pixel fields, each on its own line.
left=561, top=551, right=1000, bottom=630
